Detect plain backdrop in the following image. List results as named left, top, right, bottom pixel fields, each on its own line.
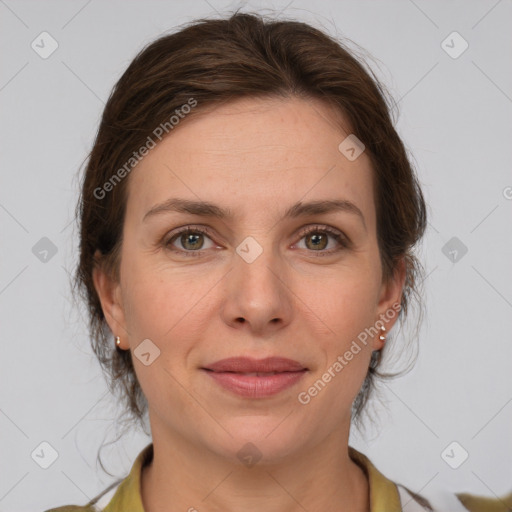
left=1, top=1, right=511, bottom=511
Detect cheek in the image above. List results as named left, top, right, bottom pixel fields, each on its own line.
left=120, top=250, right=217, bottom=344
left=300, top=274, right=379, bottom=390
left=298, top=265, right=381, bottom=337
left=120, top=251, right=175, bottom=338
left=294, top=266, right=381, bottom=394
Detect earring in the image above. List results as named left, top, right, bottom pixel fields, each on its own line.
left=115, top=336, right=122, bottom=348
left=379, top=326, right=386, bottom=343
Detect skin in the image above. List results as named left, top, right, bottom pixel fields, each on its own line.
left=94, top=96, right=405, bottom=512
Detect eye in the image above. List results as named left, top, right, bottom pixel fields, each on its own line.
left=164, top=227, right=216, bottom=257
left=295, top=225, right=349, bottom=255
left=163, top=224, right=350, bottom=258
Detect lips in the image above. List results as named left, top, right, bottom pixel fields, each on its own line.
left=201, top=357, right=308, bottom=398
left=203, top=356, right=307, bottom=373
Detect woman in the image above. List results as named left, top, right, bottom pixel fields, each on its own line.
left=46, top=11, right=472, bottom=512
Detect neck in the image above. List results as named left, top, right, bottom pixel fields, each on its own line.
left=141, top=424, right=369, bottom=512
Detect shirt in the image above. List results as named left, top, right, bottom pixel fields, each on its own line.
left=44, top=443, right=470, bottom=512
left=456, top=490, right=512, bottom=512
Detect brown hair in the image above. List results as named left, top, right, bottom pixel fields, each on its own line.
left=74, top=11, right=427, bottom=443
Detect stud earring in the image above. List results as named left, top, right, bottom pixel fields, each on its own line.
left=379, top=326, right=386, bottom=343
left=115, top=336, right=122, bottom=348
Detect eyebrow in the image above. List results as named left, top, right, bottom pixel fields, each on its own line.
left=143, top=198, right=366, bottom=231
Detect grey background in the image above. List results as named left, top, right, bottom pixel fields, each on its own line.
left=1, top=0, right=511, bottom=510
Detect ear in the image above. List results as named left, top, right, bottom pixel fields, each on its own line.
left=375, top=256, right=407, bottom=343
left=92, top=250, right=129, bottom=349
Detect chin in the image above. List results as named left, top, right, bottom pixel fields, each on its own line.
left=207, top=417, right=306, bottom=466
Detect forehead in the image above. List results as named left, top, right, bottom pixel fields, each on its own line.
left=125, top=96, right=376, bottom=228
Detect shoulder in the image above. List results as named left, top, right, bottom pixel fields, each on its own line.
left=396, top=484, right=434, bottom=511
left=455, top=490, right=512, bottom=512
left=43, top=443, right=153, bottom=512
left=44, top=508, right=95, bottom=512
left=43, top=478, right=123, bottom=512
left=397, top=483, right=471, bottom=511
left=349, top=446, right=432, bottom=511
left=348, top=445, right=470, bottom=512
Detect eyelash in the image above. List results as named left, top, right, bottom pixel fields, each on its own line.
left=163, top=225, right=349, bottom=258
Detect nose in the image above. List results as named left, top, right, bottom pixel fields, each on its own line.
left=220, top=240, right=293, bottom=336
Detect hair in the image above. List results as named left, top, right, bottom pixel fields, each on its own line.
left=73, top=10, right=427, bottom=456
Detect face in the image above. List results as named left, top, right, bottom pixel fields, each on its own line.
left=94, top=96, right=404, bottom=464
